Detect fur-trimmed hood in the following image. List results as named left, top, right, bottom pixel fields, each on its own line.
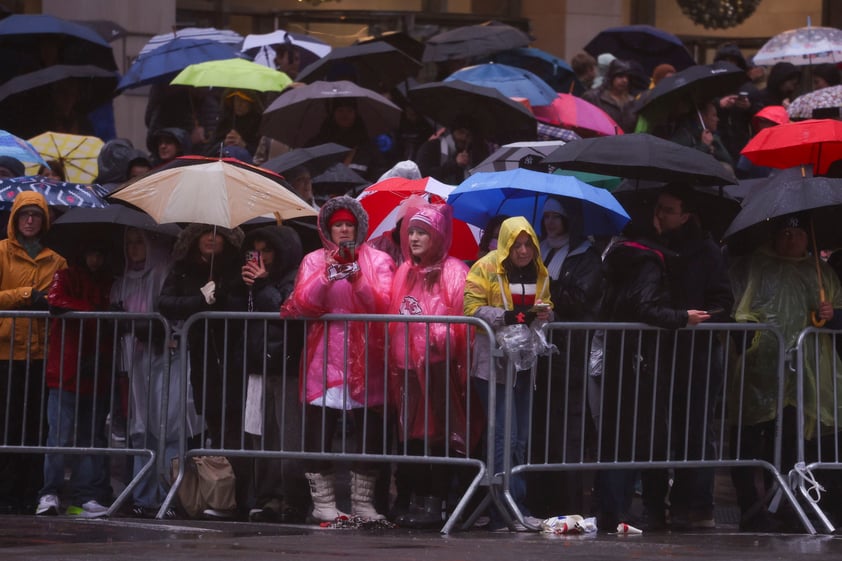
left=316, top=195, right=369, bottom=250
left=171, top=223, right=244, bottom=262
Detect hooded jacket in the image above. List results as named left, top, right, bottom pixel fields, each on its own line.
left=762, top=62, right=800, bottom=107
left=281, top=196, right=395, bottom=407
left=463, top=216, right=553, bottom=382
left=387, top=205, right=474, bottom=444
left=582, top=59, right=638, bottom=133
left=0, top=192, right=67, bottom=360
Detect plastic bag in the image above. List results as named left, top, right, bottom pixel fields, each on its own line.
left=496, top=321, right=557, bottom=371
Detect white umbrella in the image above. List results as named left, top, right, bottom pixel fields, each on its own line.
left=139, top=27, right=243, bottom=55
left=109, top=158, right=316, bottom=228
left=241, top=30, right=331, bottom=69
left=753, top=25, right=842, bottom=66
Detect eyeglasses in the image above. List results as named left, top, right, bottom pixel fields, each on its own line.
left=19, top=211, right=44, bottom=220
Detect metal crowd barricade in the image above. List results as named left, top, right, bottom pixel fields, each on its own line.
left=0, top=310, right=170, bottom=517
left=162, top=311, right=497, bottom=534
left=793, top=326, right=842, bottom=533
left=497, top=321, right=815, bottom=534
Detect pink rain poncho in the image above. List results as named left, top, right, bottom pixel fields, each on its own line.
left=281, top=196, right=394, bottom=408
left=387, top=203, right=482, bottom=454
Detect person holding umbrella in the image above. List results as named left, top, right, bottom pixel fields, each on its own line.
left=207, top=89, right=264, bottom=159
left=415, top=115, right=489, bottom=185
left=280, top=196, right=394, bottom=523
left=670, top=100, right=734, bottom=173
left=728, top=212, right=842, bottom=531
left=463, top=216, right=553, bottom=531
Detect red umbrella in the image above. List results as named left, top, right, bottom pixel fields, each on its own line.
left=357, top=176, right=480, bottom=261
left=532, top=93, right=622, bottom=138
left=740, top=119, right=842, bottom=176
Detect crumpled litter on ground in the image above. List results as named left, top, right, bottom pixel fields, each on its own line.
left=540, top=514, right=598, bottom=534
left=319, top=515, right=397, bottom=529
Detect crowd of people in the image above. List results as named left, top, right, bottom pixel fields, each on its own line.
left=1, top=26, right=842, bottom=537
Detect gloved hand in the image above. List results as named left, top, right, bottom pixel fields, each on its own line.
left=504, top=309, right=536, bottom=325
left=30, top=289, right=49, bottom=310
left=200, top=281, right=216, bottom=305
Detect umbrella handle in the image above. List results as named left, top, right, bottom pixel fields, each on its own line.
left=810, top=217, right=827, bottom=327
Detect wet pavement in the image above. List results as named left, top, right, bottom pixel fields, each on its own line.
left=1, top=515, right=841, bottom=561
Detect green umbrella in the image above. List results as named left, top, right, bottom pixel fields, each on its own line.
left=170, top=57, right=292, bottom=92
left=552, top=168, right=622, bottom=191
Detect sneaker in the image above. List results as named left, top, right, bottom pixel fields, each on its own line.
left=202, top=508, right=236, bottom=520
left=36, top=494, right=60, bottom=516
left=66, top=500, right=109, bottom=519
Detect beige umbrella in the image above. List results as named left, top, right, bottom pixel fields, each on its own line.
left=108, top=157, right=316, bottom=228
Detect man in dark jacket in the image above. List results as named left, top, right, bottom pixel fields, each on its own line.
left=712, top=43, right=763, bottom=163
left=653, top=185, right=734, bottom=530
left=591, top=221, right=710, bottom=532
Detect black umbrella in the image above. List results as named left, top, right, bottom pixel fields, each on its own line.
left=541, top=133, right=738, bottom=186
left=355, top=31, right=424, bottom=65
left=260, top=80, right=402, bottom=148
left=296, top=42, right=422, bottom=90
left=312, top=162, right=370, bottom=200
left=0, top=64, right=118, bottom=107
left=613, top=179, right=741, bottom=242
left=52, top=204, right=182, bottom=237
left=584, top=24, right=695, bottom=76
left=634, top=61, right=745, bottom=122
left=260, top=143, right=351, bottom=177
left=723, top=175, right=842, bottom=255
left=422, top=20, right=531, bottom=63
left=407, top=79, right=536, bottom=145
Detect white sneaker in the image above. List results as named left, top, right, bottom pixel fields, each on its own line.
left=66, top=500, right=109, bottom=518
left=36, top=494, right=60, bottom=516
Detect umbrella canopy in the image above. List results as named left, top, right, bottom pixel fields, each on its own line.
left=170, top=57, right=292, bottom=92
left=445, top=62, right=558, bottom=106
left=260, top=143, right=351, bottom=177
left=469, top=140, right=622, bottom=189
left=422, top=21, right=531, bottom=63
left=787, top=85, right=842, bottom=120
left=118, top=38, right=241, bottom=91
left=355, top=31, right=424, bottom=64
left=533, top=93, right=622, bottom=137
left=139, top=27, right=243, bottom=56
left=0, top=130, right=47, bottom=168
left=753, top=26, right=842, bottom=67
left=296, top=42, right=422, bottom=90
left=740, top=119, right=842, bottom=176
left=241, top=29, right=331, bottom=70
left=486, top=47, right=580, bottom=95
left=723, top=175, right=842, bottom=254
left=27, top=132, right=104, bottom=184
left=108, top=156, right=316, bottom=228
left=0, top=64, right=118, bottom=107
left=634, top=61, right=746, bottom=117
left=584, top=24, right=695, bottom=76
left=408, top=80, right=537, bottom=145
left=537, top=122, right=582, bottom=142
left=260, top=80, right=401, bottom=148
left=357, top=176, right=480, bottom=260
left=52, top=204, right=182, bottom=237
left=0, top=14, right=117, bottom=80
left=612, top=179, right=741, bottom=241
left=311, top=162, right=370, bottom=200
left=448, top=168, right=630, bottom=237
left=542, top=133, right=738, bottom=186
left=0, top=176, right=106, bottom=209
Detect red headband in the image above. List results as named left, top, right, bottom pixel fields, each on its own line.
left=328, top=208, right=356, bottom=227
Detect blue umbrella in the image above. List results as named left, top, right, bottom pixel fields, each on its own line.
left=584, top=24, right=695, bottom=76
left=117, top=38, right=241, bottom=91
left=0, top=130, right=47, bottom=167
left=0, top=14, right=117, bottom=80
left=486, top=47, right=581, bottom=94
left=0, top=176, right=106, bottom=209
left=448, top=168, right=629, bottom=237
left=446, top=63, right=557, bottom=106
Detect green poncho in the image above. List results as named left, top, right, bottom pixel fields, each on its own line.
left=730, top=246, right=842, bottom=439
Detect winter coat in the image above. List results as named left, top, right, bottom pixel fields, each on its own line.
left=415, top=132, right=490, bottom=185
left=582, top=88, right=637, bottom=134
left=463, top=216, right=553, bottom=382
left=281, top=196, right=395, bottom=408
left=0, top=192, right=67, bottom=360
left=670, top=117, right=734, bottom=169
left=235, top=225, right=303, bottom=376
left=730, top=246, right=842, bottom=439
left=45, top=263, right=112, bottom=394
left=387, top=204, right=477, bottom=448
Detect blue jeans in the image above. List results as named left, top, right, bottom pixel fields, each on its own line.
left=130, top=433, right=179, bottom=509
left=40, top=389, right=108, bottom=504
left=475, top=373, right=532, bottom=518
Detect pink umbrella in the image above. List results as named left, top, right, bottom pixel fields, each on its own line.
left=532, top=93, right=622, bottom=138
